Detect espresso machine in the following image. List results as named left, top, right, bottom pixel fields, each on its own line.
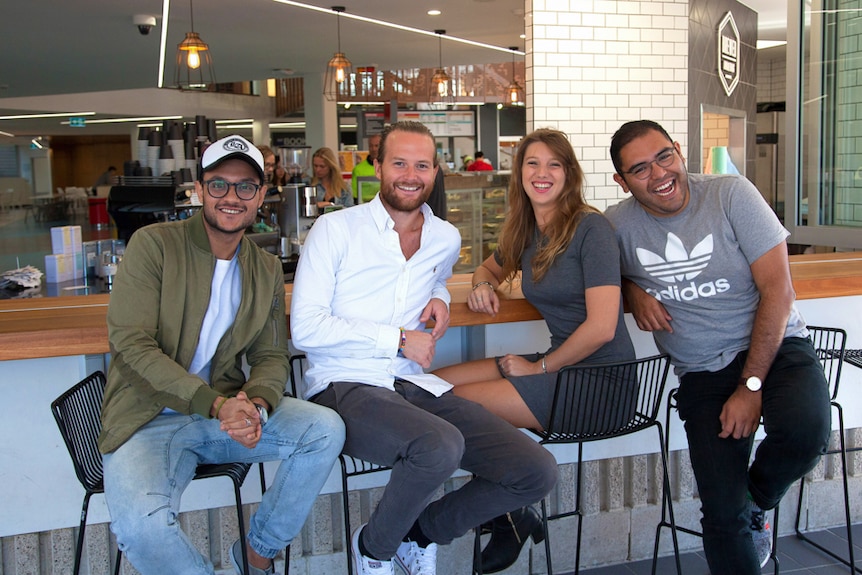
left=276, top=146, right=316, bottom=257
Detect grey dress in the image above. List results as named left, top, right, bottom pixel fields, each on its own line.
left=499, top=212, right=635, bottom=428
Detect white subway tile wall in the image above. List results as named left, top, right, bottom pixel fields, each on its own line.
left=527, top=0, right=690, bottom=211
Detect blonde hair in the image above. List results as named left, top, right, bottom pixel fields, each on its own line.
left=310, top=147, right=346, bottom=200
left=497, top=128, right=598, bottom=283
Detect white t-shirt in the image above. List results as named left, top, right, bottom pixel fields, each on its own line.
left=189, top=254, right=242, bottom=384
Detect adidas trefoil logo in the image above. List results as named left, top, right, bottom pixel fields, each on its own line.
left=636, top=233, right=730, bottom=302
left=637, top=232, right=713, bottom=283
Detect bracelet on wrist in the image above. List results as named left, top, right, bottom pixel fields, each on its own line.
left=399, top=327, right=407, bottom=350
left=541, top=357, right=548, bottom=374
left=472, top=281, right=493, bottom=291
left=213, top=396, right=227, bottom=418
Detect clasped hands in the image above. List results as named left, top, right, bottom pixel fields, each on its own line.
left=212, top=391, right=268, bottom=449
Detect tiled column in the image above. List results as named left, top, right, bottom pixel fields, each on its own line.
left=526, top=0, right=689, bottom=210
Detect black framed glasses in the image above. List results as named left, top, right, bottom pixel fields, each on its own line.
left=623, top=148, right=677, bottom=180
left=203, top=178, right=261, bottom=201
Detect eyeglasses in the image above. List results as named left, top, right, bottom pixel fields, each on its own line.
left=623, top=148, right=677, bottom=180
left=203, top=178, right=261, bottom=201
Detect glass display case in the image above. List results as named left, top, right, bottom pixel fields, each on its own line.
left=443, top=172, right=509, bottom=273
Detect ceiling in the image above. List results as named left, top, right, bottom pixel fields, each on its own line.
left=0, top=0, right=787, bottom=138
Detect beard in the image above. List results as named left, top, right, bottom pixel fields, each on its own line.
left=379, top=179, right=432, bottom=213
left=202, top=202, right=257, bottom=236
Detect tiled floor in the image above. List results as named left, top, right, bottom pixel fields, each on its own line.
left=573, top=523, right=862, bottom=574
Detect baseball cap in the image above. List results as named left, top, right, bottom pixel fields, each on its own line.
left=200, top=135, right=265, bottom=182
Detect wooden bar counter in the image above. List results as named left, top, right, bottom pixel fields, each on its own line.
left=1, top=252, right=860, bottom=362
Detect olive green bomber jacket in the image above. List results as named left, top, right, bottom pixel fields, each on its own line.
left=98, top=212, right=289, bottom=454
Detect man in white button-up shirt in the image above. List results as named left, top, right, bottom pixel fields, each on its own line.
left=291, top=121, right=558, bottom=575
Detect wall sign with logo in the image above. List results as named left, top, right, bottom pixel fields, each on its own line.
left=718, top=11, right=740, bottom=96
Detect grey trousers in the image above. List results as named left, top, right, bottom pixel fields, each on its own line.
left=312, top=379, right=559, bottom=560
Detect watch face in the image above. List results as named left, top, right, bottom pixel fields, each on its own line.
left=256, top=404, right=268, bottom=424
left=745, top=376, right=762, bottom=391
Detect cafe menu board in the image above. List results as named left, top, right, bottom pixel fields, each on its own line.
left=397, top=111, right=475, bottom=137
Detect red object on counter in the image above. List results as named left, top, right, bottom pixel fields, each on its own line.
left=88, top=197, right=109, bottom=227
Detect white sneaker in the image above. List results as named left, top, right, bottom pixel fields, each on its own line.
left=394, top=540, right=437, bottom=575
left=351, top=524, right=395, bottom=575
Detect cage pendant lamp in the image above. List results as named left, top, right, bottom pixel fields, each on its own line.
left=175, top=0, right=215, bottom=90
left=429, top=30, right=454, bottom=106
left=506, top=46, right=524, bottom=106
left=324, top=6, right=353, bottom=101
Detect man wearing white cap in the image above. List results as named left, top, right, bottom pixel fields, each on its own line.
left=100, top=135, right=345, bottom=575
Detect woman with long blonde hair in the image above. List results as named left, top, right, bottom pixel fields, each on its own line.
left=310, top=147, right=353, bottom=208
left=433, top=128, right=635, bottom=573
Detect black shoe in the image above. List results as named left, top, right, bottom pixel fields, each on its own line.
left=476, top=506, right=545, bottom=574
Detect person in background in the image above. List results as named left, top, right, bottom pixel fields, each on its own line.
left=426, top=157, right=447, bottom=220
left=271, top=156, right=289, bottom=190
left=311, top=147, right=354, bottom=209
left=100, top=135, right=345, bottom=575
left=459, top=155, right=474, bottom=171
left=93, top=165, right=117, bottom=194
left=605, top=119, right=831, bottom=575
left=256, top=145, right=278, bottom=195
left=351, top=133, right=381, bottom=204
left=433, top=128, right=634, bottom=573
left=467, top=151, right=493, bottom=171
left=291, top=121, right=557, bottom=575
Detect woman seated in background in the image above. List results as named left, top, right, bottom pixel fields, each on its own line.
left=433, top=128, right=635, bottom=574
left=311, top=147, right=354, bottom=208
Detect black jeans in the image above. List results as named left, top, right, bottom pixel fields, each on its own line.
left=312, top=379, right=558, bottom=560
left=677, top=336, right=831, bottom=575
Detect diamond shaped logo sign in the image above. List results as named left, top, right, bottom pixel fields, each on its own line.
left=717, top=11, right=740, bottom=96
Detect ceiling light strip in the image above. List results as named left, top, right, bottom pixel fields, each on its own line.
left=158, top=0, right=171, bottom=88
left=59, top=115, right=182, bottom=125
left=271, top=0, right=524, bottom=55
left=0, top=112, right=95, bottom=120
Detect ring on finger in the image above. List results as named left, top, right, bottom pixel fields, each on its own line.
left=245, top=418, right=251, bottom=427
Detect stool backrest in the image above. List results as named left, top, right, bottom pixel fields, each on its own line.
left=50, top=371, right=107, bottom=493
left=807, top=325, right=846, bottom=400
left=289, top=354, right=306, bottom=398
left=542, top=354, right=670, bottom=443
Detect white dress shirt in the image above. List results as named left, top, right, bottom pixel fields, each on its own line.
left=290, top=196, right=461, bottom=399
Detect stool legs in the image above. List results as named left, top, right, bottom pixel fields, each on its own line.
left=538, top=424, right=678, bottom=575
left=794, top=402, right=860, bottom=574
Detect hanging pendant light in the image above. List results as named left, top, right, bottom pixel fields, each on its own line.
left=175, top=0, right=216, bottom=90
left=323, top=6, right=353, bottom=101
left=429, top=30, right=454, bottom=106
left=505, top=46, right=524, bottom=106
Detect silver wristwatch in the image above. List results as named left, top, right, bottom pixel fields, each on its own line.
left=741, top=376, right=762, bottom=392
left=255, top=404, right=269, bottom=425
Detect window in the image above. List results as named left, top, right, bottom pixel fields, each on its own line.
left=788, top=0, right=862, bottom=249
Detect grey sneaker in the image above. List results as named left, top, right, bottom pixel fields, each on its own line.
left=351, top=524, right=395, bottom=575
left=749, top=501, right=773, bottom=568
left=395, top=539, right=437, bottom=575
left=229, top=539, right=274, bottom=575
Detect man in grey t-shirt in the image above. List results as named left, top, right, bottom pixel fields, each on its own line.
left=604, top=120, right=830, bottom=575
